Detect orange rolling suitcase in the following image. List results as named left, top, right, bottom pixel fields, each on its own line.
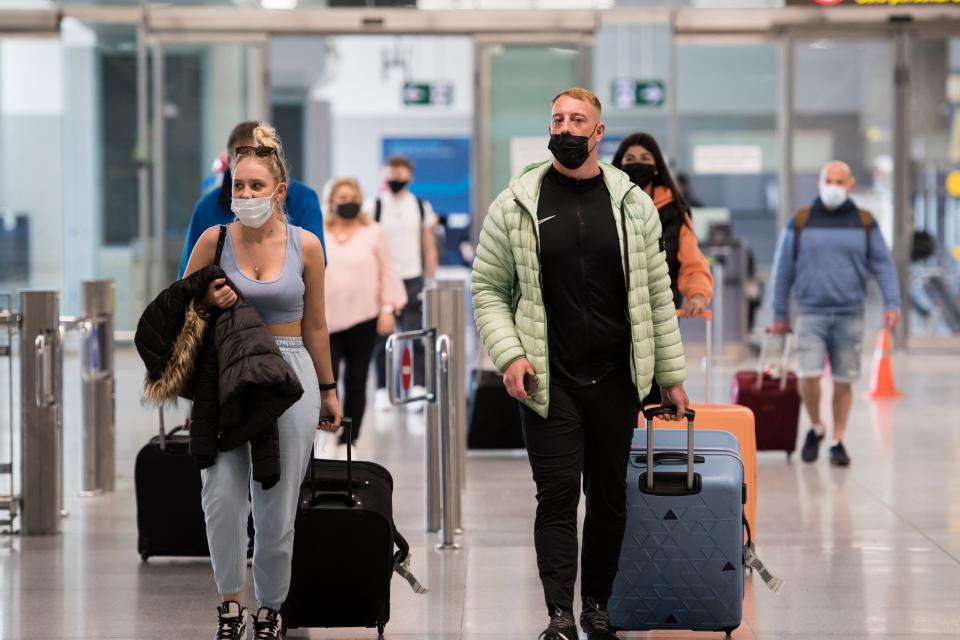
left=645, top=311, right=760, bottom=540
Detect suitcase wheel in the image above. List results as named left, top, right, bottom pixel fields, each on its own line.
left=377, top=622, right=385, bottom=637
left=140, top=553, right=149, bottom=563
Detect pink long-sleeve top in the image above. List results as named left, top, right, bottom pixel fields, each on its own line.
left=323, top=222, right=408, bottom=334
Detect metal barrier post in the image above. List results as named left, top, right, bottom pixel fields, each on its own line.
left=385, top=327, right=440, bottom=533
left=19, top=291, right=63, bottom=535
left=79, top=280, right=115, bottom=495
left=437, top=280, right=466, bottom=528
left=0, top=294, right=18, bottom=532
left=386, top=281, right=465, bottom=547
left=435, top=335, right=458, bottom=550
left=424, top=287, right=445, bottom=535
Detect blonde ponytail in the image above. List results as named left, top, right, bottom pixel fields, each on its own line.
left=248, top=122, right=289, bottom=186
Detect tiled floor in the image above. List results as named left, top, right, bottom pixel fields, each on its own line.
left=1, top=334, right=959, bottom=639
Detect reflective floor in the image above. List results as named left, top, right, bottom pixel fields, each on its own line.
left=1, top=336, right=959, bottom=639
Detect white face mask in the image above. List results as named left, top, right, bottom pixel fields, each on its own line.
left=819, top=184, right=848, bottom=211
left=232, top=187, right=279, bottom=229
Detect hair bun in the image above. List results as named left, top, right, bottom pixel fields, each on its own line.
left=254, top=123, right=280, bottom=149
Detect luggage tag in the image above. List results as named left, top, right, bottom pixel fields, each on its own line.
left=394, top=554, right=428, bottom=595
left=744, top=543, right=784, bottom=593
left=742, top=516, right=784, bottom=593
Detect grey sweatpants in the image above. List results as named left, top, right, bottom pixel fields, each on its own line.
left=200, top=336, right=319, bottom=609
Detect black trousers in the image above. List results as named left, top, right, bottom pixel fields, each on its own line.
left=519, top=368, right=639, bottom=613
left=375, top=276, right=425, bottom=389
left=330, top=318, right=378, bottom=444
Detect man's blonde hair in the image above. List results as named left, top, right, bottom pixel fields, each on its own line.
left=552, top=87, right=602, bottom=114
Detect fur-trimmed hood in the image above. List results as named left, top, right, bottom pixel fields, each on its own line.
left=136, top=265, right=220, bottom=399
left=142, top=301, right=207, bottom=405
left=135, top=264, right=303, bottom=489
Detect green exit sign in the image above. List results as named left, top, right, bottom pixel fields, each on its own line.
left=403, top=81, right=454, bottom=106
left=612, top=79, right=666, bottom=109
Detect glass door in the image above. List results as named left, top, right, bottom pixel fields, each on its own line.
left=674, top=38, right=782, bottom=342
left=474, top=36, right=592, bottom=235
left=149, top=35, right=268, bottom=300
left=791, top=37, right=896, bottom=244
left=0, top=33, right=64, bottom=297
left=906, top=35, right=960, bottom=338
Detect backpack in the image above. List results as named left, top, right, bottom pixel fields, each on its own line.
left=793, top=205, right=874, bottom=262
left=374, top=196, right=425, bottom=225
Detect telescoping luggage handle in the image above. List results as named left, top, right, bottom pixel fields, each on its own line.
left=307, top=418, right=429, bottom=595
left=756, top=332, right=793, bottom=392
left=643, top=406, right=697, bottom=491
left=308, top=417, right=356, bottom=508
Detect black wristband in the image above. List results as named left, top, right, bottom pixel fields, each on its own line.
left=318, top=381, right=337, bottom=392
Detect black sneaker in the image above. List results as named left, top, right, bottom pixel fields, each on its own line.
left=829, top=441, right=851, bottom=467
left=580, top=598, right=620, bottom=640
left=253, top=607, right=285, bottom=640
left=214, top=601, right=248, bottom=640
left=539, top=606, right=579, bottom=640
left=801, top=428, right=825, bottom=463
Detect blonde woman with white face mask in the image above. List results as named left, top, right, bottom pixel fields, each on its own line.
left=184, top=123, right=342, bottom=640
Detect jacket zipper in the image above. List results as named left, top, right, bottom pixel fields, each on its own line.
left=576, top=195, right=591, bottom=377
left=619, top=186, right=636, bottom=375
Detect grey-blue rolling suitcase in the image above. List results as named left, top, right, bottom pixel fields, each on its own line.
left=609, top=407, right=746, bottom=638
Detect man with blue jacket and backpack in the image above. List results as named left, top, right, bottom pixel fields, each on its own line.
left=770, top=160, right=901, bottom=467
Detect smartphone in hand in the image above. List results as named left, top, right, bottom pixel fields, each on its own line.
left=523, top=373, right=538, bottom=396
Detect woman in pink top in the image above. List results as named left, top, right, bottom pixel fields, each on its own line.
left=323, top=177, right=407, bottom=457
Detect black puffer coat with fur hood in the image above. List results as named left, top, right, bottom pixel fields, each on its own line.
left=135, top=264, right=304, bottom=489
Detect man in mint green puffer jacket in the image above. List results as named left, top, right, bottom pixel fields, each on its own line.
left=472, top=88, right=689, bottom=640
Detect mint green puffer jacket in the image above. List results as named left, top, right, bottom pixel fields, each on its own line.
left=471, top=160, right=686, bottom=418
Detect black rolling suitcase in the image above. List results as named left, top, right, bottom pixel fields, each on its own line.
left=135, top=408, right=254, bottom=562
left=283, top=419, right=426, bottom=634
left=134, top=408, right=210, bottom=561
left=467, top=369, right=525, bottom=449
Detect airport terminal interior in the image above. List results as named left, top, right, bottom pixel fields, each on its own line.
left=1, top=0, right=960, bottom=638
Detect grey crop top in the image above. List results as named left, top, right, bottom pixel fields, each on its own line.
left=221, top=224, right=306, bottom=325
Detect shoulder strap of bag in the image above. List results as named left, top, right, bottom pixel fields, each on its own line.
left=858, top=208, right=874, bottom=261
left=791, top=207, right=811, bottom=262
left=416, top=197, right=425, bottom=224
left=214, top=224, right=227, bottom=266
left=374, top=198, right=382, bottom=223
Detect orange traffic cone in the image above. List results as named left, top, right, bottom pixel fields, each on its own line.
left=868, top=328, right=902, bottom=398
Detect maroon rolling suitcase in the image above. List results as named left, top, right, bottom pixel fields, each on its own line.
left=730, top=334, right=801, bottom=460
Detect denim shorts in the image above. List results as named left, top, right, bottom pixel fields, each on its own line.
left=794, top=313, right=864, bottom=383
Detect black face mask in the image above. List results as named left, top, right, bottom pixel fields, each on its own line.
left=336, top=202, right=361, bottom=219
left=622, top=162, right=658, bottom=189
left=387, top=180, right=408, bottom=194
left=548, top=126, right=598, bottom=170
